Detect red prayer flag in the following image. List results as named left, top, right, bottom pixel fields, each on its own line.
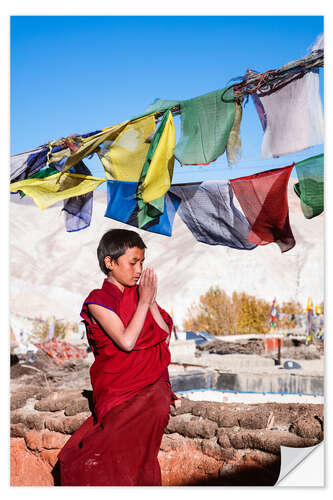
left=230, top=164, right=296, bottom=253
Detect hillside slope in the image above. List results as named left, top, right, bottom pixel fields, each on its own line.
left=10, top=184, right=324, bottom=328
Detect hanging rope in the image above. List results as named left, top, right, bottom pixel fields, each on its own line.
left=221, top=49, right=323, bottom=103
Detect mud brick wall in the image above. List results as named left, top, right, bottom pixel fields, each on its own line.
left=10, top=384, right=323, bottom=486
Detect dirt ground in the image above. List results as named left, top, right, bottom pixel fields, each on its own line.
left=10, top=348, right=92, bottom=392
left=197, top=337, right=324, bottom=360
left=10, top=336, right=324, bottom=393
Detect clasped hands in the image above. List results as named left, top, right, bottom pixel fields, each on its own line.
left=138, top=267, right=157, bottom=306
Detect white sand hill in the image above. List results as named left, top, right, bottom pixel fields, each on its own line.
left=10, top=183, right=324, bottom=329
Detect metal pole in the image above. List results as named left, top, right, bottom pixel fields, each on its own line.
left=277, top=338, right=281, bottom=365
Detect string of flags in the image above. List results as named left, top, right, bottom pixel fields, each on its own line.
left=10, top=36, right=324, bottom=252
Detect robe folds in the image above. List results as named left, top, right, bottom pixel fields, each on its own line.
left=58, top=279, right=175, bottom=486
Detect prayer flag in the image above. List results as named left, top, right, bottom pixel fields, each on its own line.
left=132, top=98, right=180, bottom=120
left=105, top=180, right=180, bottom=237
left=135, top=110, right=176, bottom=227
left=134, top=87, right=236, bottom=166
left=10, top=171, right=105, bottom=210
left=97, top=115, right=156, bottom=181
left=62, top=193, right=93, bottom=232
left=47, top=122, right=129, bottom=176
left=230, top=165, right=296, bottom=253
left=174, top=87, right=235, bottom=165
left=170, top=181, right=257, bottom=250
left=293, top=154, right=324, bottom=219
left=137, top=110, right=176, bottom=203
left=11, top=146, right=49, bottom=182
left=252, top=70, right=324, bottom=159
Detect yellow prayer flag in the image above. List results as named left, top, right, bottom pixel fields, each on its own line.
left=141, top=112, right=176, bottom=203
left=97, top=115, right=156, bottom=181
left=306, top=297, right=313, bottom=311
left=10, top=172, right=105, bottom=210
left=48, top=121, right=130, bottom=176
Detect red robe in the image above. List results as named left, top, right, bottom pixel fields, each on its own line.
left=58, top=279, right=175, bottom=486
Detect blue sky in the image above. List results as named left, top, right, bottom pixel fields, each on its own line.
left=10, top=15, right=324, bottom=182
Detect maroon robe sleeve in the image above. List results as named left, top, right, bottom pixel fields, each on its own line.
left=80, top=289, right=120, bottom=325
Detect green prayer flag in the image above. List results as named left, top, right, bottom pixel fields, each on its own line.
left=133, top=87, right=237, bottom=166
left=175, top=87, right=236, bottom=165
left=294, top=154, right=324, bottom=219
left=136, top=111, right=170, bottom=228
left=132, top=99, right=179, bottom=120
left=137, top=196, right=165, bottom=228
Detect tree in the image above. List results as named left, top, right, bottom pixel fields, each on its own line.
left=278, top=299, right=304, bottom=330
left=183, top=287, right=271, bottom=335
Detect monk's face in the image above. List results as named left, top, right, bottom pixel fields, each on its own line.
left=107, top=246, right=145, bottom=290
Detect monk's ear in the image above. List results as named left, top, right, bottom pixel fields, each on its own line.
left=104, top=256, right=114, bottom=271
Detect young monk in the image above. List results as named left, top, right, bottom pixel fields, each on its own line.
left=58, top=229, right=175, bottom=486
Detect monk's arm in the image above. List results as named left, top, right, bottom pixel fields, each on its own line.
left=88, top=269, right=155, bottom=352
left=88, top=301, right=150, bottom=352
left=149, top=302, right=170, bottom=334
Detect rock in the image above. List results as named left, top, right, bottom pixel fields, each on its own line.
left=290, top=415, right=323, bottom=440
left=160, top=433, right=188, bottom=451
left=10, top=438, right=53, bottom=486
left=23, top=428, right=70, bottom=453
left=206, top=403, right=225, bottom=423
left=191, top=403, right=208, bottom=418
left=217, top=428, right=232, bottom=448
left=237, top=407, right=272, bottom=429
left=10, top=409, right=25, bottom=425
left=10, top=394, right=28, bottom=410
left=34, top=390, right=84, bottom=412
left=158, top=438, right=221, bottom=486
left=24, top=429, right=43, bottom=451
left=166, top=414, right=218, bottom=439
left=219, top=448, right=235, bottom=460
left=44, top=416, right=66, bottom=434
left=226, top=427, right=253, bottom=450
left=170, top=397, right=195, bottom=416
left=64, top=397, right=90, bottom=416
left=217, top=408, right=240, bottom=427
left=219, top=463, right=238, bottom=477
left=40, top=449, right=61, bottom=468
left=42, top=430, right=70, bottom=449
left=201, top=437, right=224, bottom=460
left=186, top=417, right=218, bottom=439
left=226, top=428, right=319, bottom=454
left=254, top=403, right=324, bottom=427
left=10, top=423, right=27, bottom=438
left=165, top=414, right=192, bottom=435
left=44, top=412, right=90, bottom=434
left=219, top=450, right=280, bottom=486
left=23, top=411, right=54, bottom=431
left=198, top=339, right=265, bottom=356
left=11, top=385, right=48, bottom=410
left=245, top=449, right=279, bottom=469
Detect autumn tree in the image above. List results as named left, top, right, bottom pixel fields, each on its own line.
left=183, top=287, right=271, bottom=335
left=183, top=287, right=234, bottom=336
left=277, top=299, right=304, bottom=330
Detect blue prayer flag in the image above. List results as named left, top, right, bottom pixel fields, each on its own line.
left=105, top=180, right=180, bottom=236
